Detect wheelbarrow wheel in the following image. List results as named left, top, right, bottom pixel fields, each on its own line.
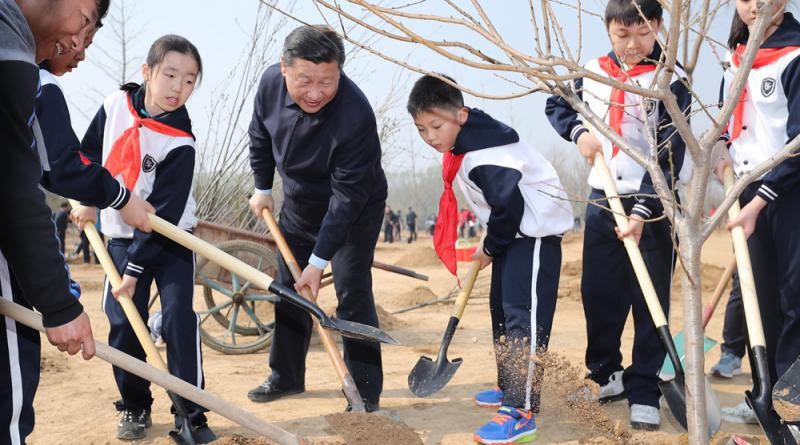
left=195, top=240, right=278, bottom=355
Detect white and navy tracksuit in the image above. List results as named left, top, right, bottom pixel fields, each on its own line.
left=82, top=85, right=207, bottom=424
left=545, top=46, right=691, bottom=408
left=0, top=2, right=92, bottom=444
left=720, top=13, right=800, bottom=388
left=453, top=108, right=573, bottom=412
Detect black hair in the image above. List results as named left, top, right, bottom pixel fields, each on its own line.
left=727, top=13, right=750, bottom=49
left=282, top=25, right=345, bottom=68
left=120, top=35, right=202, bottom=92
left=147, top=34, right=202, bottom=79
left=604, top=0, right=663, bottom=27
left=95, top=0, right=110, bottom=28
left=406, top=74, right=464, bottom=117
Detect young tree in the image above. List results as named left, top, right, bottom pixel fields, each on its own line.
left=256, top=1, right=800, bottom=443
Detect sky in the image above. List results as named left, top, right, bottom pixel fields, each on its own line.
left=57, top=0, right=750, bottom=173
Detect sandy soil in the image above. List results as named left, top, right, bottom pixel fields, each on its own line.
left=28, top=229, right=767, bottom=444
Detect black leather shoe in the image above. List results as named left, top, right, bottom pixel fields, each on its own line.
left=247, top=381, right=304, bottom=403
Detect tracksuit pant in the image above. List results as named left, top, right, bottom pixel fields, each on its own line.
left=490, top=236, right=562, bottom=413
left=0, top=253, right=39, bottom=445
left=740, top=182, right=800, bottom=387
left=720, top=273, right=747, bottom=358
left=266, top=203, right=384, bottom=407
left=103, top=237, right=207, bottom=425
left=582, top=189, right=673, bottom=408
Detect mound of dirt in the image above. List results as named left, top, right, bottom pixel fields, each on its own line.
left=325, top=412, right=423, bottom=445
left=392, top=286, right=439, bottom=307
left=394, top=246, right=441, bottom=268
left=212, top=435, right=277, bottom=445
left=376, top=304, right=406, bottom=329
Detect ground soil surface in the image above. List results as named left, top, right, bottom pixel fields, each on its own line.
left=29, top=230, right=766, bottom=444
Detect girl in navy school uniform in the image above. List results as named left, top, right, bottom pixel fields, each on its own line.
left=713, top=0, right=800, bottom=426
left=80, top=34, right=210, bottom=440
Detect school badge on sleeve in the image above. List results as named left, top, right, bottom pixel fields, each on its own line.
left=761, top=78, right=776, bottom=97
left=142, top=154, right=158, bottom=173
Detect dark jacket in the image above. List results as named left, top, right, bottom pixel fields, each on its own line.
left=248, top=63, right=388, bottom=261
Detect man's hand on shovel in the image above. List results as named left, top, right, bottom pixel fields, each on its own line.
left=615, top=213, right=645, bottom=244
left=45, top=311, right=96, bottom=360
left=295, top=265, right=323, bottom=299
left=470, top=246, right=493, bottom=270
left=112, top=275, right=138, bottom=301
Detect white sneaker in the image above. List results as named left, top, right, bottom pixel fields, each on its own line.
left=630, top=404, right=660, bottom=430
left=721, top=400, right=758, bottom=424
left=599, top=370, right=625, bottom=403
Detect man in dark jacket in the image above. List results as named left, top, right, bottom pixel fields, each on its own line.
left=1, top=0, right=103, bottom=442
left=247, top=25, right=387, bottom=412
left=54, top=201, right=71, bottom=255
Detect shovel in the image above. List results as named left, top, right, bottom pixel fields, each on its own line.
left=773, top=356, right=800, bottom=422
left=408, top=260, right=480, bottom=397
left=0, top=298, right=306, bottom=445
left=660, top=257, right=737, bottom=378
left=146, top=213, right=398, bottom=345
left=261, top=209, right=366, bottom=412
left=594, top=153, right=721, bottom=435
left=72, top=208, right=215, bottom=444
left=724, top=168, right=798, bottom=444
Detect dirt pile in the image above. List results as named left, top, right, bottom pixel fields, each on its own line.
left=394, top=246, right=441, bottom=268
left=212, top=435, right=278, bottom=445
left=391, top=286, right=439, bottom=307
left=325, top=412, right=423, bottom=445
left=376, top=304, right=406, bottom=329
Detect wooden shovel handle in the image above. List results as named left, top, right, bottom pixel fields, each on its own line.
left=261, top=209, right=366, bottom=412
left=593, top=153, right=668, bottom=327
left=0, top=299, right=305, bottom=445
left=69, top=201, right=168, bottom=373
left=453, top=261, right=481, bottom=320
left=722, top=167, right=767, bottom=348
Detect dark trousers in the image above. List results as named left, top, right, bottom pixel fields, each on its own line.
left=74, top=231, right=91, bottom=263
left=720, top=273, right=746, bottom=358
left=407, top=223, right=417, bottom=243
left=490, top=236, right=561, bottom=412
left=103, top=238, right=207, bottom=424
left=383, top=223, right=393, bottom=243
left=267, top=205, right=384, bottom=405
left=0, top=252, right=40, bottom=445
left=740, top=183, right=800, bottom=386
left=582, top=189, right=673, bottom=408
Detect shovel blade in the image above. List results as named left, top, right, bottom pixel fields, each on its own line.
left=320, top=317, right=399, bottom=345
left=408, top=355, right=463, bottom=397
left=746, top=390, right=797, bottom=445
left=773, top=356, right=800, bottom=422
left=659, top=375, right=688, bottom=430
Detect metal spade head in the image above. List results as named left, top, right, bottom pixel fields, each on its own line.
left=319, top=316, right=399, bottom=345
left=746, top=390, right=797, bottom=445
left=408, top=354, right=463, bottom=397
left=166, top=391, right=217, bottom=445
left=659, top=374, right=688, bottom=430
left=773, top=356, right=800, bottom=422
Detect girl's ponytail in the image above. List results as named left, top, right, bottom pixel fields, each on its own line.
left=728, top=12, right=750, bottom=49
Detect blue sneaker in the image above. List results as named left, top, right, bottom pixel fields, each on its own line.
left=474, top=387, right=504, bottom=408
left=473, top=406, right=537, bottom=444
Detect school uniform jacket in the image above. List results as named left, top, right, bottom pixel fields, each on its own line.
left=0, top=0, right=83, bottom=326
left=720, top=13, right=800, bottom=203
left=36, top=69, right=131, bottom=209
left=545, top=46, right=692, bottom=219
left=453, top=108, right=574, bottom=257
left=82, top=86, right=197, bottom=278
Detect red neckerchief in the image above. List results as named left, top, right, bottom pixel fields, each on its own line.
left=104, top=95, right=191, bottom=189
left=434, top=150, right=465, bottom=276
left=597, top=56, right=657, bottom=158
left=729, top=45, right=800, bottom=141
